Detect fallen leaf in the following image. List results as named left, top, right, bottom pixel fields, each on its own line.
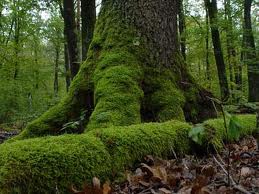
left=158, top=187, right=171, bottom=194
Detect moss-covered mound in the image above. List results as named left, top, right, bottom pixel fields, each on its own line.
left=0, top=115, right=257, bottom=193
left=0, top=121, right=191, bottom=193
left=204, top=114, right=257, bottom=149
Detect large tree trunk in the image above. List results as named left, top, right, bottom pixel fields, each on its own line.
left=16, top=0, right=216, bottom=139
left=243, top=0, right=259, bottom=102
left=205, top=0, right=229, bottom=101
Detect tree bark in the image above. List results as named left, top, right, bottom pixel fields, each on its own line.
left=81, top=0, right=96, bottom=61
left=243, top=0, right=259, bottom=102
left=76, top=0, right=82, bottom=62
left=63, top=0, right=80, bottom=79
left=178, top=0, right=186, bottom=60
left=205, top=7, right=210, bottom=82
left=205, top=0, right=229, bottom=101
left=54, top=47, right=60, bottom=96
left=64, top=43, right=71, bottom=92
left=13, top=0, right=20, bottom=79
left=18, top=0, right=216, bottom=139
left=257, top=105, right=259, bottom=129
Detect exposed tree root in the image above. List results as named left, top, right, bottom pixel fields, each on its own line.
left=0, top=115, right=256, bottom=193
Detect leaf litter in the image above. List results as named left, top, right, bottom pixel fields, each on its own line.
left=71, top=136, right=259, bottom=194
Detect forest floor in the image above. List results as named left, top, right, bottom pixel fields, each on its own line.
left=1, top=127, right=258, bottom=193
left=72, top=136, right=259, bottom=194
left=0, top=127, right=19, bottom=144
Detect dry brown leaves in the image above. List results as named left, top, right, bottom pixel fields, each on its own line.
left=70, top=136, right=258, bottom=194
left=70, top=177, right=112, bottom=194
left=112, top=136, right=259, bottom=194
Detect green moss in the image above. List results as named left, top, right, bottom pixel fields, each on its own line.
left=142, top=67, right=185, bottom=122
left=90, top=120, right=191, bottom=171
left=203, top=114, right=257, bottom=150
left=0, top=120, right=191, bottom=193
left=86, top=6, right=146, bottom=129
left=0, top=135, right=112, bottom=194
left=0, top=115, right=257, bottom=193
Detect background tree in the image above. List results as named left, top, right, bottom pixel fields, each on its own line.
left=178, top=0, right=186, bottom=60
left=243, top=0, right=258, bottom=102
left=205, top=0, right=229, bottom=101
left=81, top=0, right=96, bottom=61
left=63, top=0, right=79, bottom=79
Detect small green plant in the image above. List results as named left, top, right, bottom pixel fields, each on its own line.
left=225, top=112, right=242, bottom=141
left=60, top=110, right=87, bottom=133
left=188, top=124, right=205, bottom=145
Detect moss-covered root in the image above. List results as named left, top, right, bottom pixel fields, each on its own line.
left=203, top=114, right=257, bottom=150
left=0, top=115, right=257, bottom=193
left=0, top=121, right=191, bottom=194
left=0, top=135, right=112, bottom=194
left=12, top=60, right=95, bottom=140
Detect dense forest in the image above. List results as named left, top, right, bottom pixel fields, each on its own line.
left=0, top=0, right=258, bottom=193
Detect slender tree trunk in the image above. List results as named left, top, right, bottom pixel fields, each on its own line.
left=224, top=0, right=234, bottom=99
left=54, top=47, right=60, bottom=96
left=243, top=0, right=259, bottom=102
left=76, top=0, right=82, bottom=61
left=178, top=0, right=186, bottom=60
left=58, top=0, right=71, bottom=91
left=205, top=0, right=229, bottom=101
left=63, top=0, right=80, bottom=79
left=81, top=0, right=96, bottom=61
left=205, top=6, right=210, bottom=82
left=257, top=104, right=259, bottom=129
left=13, top=0, right=20, bottom=79
left=64, top=43, right=71, bottom=92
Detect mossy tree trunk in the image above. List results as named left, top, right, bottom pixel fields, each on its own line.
left=18, top=0, right=216, bottom=139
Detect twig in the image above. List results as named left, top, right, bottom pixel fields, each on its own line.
left=213, top=156, right=251, bottom=194
left=171, top=146, right=178, bottom=160
left=208, top=96, right=231, bottom=185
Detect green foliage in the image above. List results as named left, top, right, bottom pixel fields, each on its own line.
left=0, top=0, right=66, bottom=126
left=189, top=124, right=205, bottom=145
left=204, top=114, right=256, bottom=150
left=225, top=113, right=242, bottom=141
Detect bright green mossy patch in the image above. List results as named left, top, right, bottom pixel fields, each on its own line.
left=86, top=6, right=146, bottom=129
left=89, top=120, right=191, bottom=171
left=142, top=66, right=185, bottom=122
left=0, top=135, right=112, bottom=194
left=203, top=114, right=257, bottom=150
